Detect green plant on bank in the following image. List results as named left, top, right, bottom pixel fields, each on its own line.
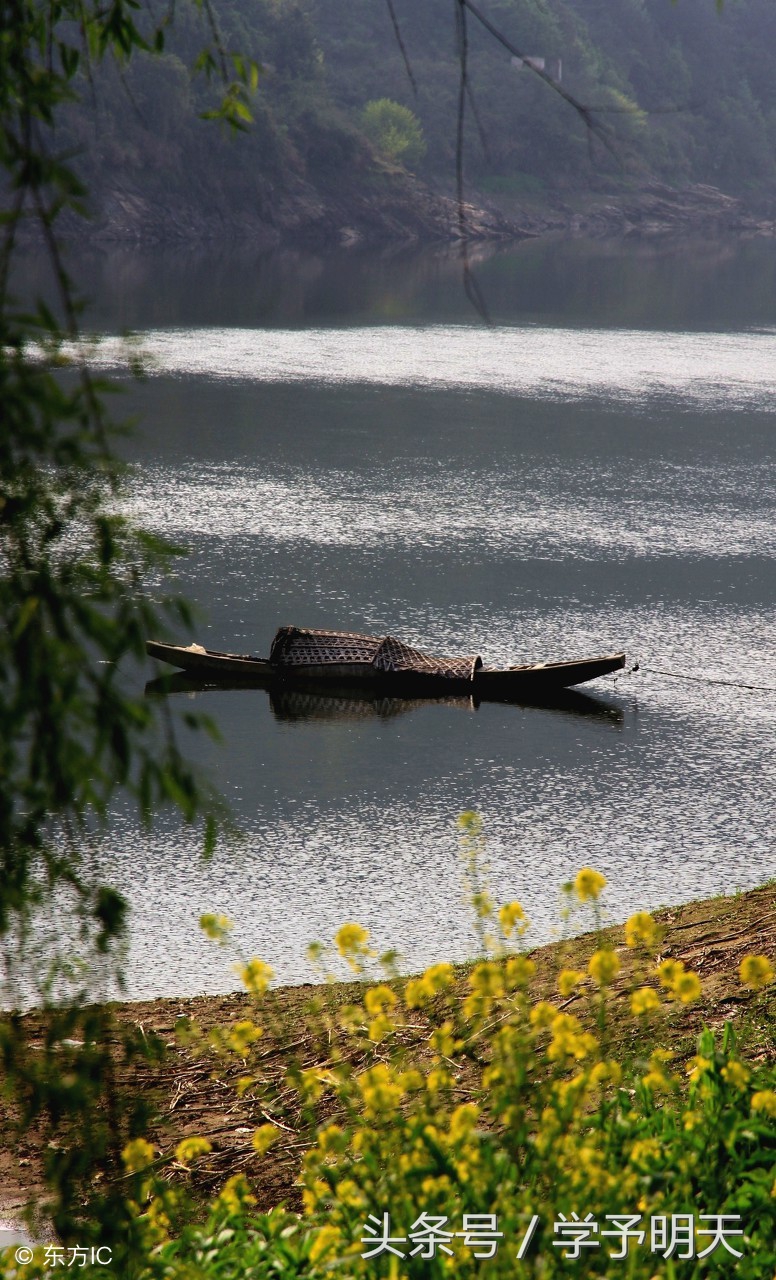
left=360, top=98, right=427, bottom=170
left=6, top=821, right=773, bottom=1280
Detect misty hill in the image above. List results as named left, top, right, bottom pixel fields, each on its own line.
left=56, top=0, right=776, bottom=244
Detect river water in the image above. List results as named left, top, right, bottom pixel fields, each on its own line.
left=35, top=238, right=776, bottom=998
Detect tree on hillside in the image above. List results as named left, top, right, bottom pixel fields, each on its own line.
left=361, top=97, right=427, bottom=168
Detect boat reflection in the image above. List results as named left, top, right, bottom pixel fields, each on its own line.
left=144, top=674, right=624, bottom=725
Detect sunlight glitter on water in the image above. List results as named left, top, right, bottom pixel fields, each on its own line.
left=99, top=748, right=774, bottom=999
left=122, top=460, right=776, bottom=561
left=83, top=323, right=776, bottom=409
left=77, top=307, right=776, bottom=999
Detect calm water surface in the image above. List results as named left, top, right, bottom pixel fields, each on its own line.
left=31, top=239, right=776, bottom=999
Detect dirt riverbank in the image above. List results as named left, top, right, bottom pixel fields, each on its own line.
left=2, top=881, right=774, bottom=1230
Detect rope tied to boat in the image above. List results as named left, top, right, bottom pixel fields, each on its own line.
left=627, top=663, right=776, bottom=695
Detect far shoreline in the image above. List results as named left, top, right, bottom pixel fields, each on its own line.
left=20, top=178, right=776, bottom=252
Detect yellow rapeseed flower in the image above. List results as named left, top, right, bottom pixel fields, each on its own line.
left=655, top=958, right=701, bottom=1002
left=404, top=961, right=455, bottom=1008
left=429, top=1021, right=459, bottom=1058
left=686, top=1055, right=713, bottom=1085
left=673, top=970, right=702, bottom=1004
left=426, top=1066, right=452, bottom=1093
left=227, top=1019, right=263, bottom=1056
left=631, top=986, right=661, bottom=1016
left=335, top=1180, right=365, bottom=1209
left=642, top=1049, right=676, bottom=1092
left=498, top=901, right=527, bottom=936
left=551, top=1011, right=582, bottom=1036
left=449, top=1103, right=480, bottom=1142
left=367, top=1013, right=394, bottom=1043
left=309, top=1224, right=341, bottom=1264
left=404, top=977, right=428, bottom=1008
left=425, top=961, right=455, bottom=991
left=336, top=1003, right=364, bottom=1033
left=299, top=1068, right=326, bottom=1103
left=122, top=1138, right=156, bottom=1174
left=625, top=911, right=657, bottom=948
left=302, top=1179, right=329, bottom=1214
left=721, top=1061, right=751, bottom=1090
left=316, top=1124, right=345, bottom=1154
left=364, top=984, right=398, bottom=1015
left=334, top=922, right=373, bottom=970
left=751, top=1090, right=776, bottom=1117
left=471, top=890, right=494, bottom=919
left=547, top=1032, right=576, bottom=1064
left=588, top=948, right=620, bottom=986
left=590, top=1059, right=623, bottom=1087
left=506, top=955, right=536, bottom=988
left=421, top=1173, right=453, bottom=1198
left=357, top=1063, right=404, bottom=1116
left=557, top=968, right=585, bottom=997
left=251, top=1124, right=280, bottom=1157
left=739, top=954, right=775, bottom=990
left=547, top=1013, right=592, bottom=1062
left=216, top=1174, right=256, bottom=1215
left=199, top=913, right=233, bottom=942
left=552, top=1073, right=588, bottom=1111
left=656, top=958, right=684, bottom=988
left=143, top=1197, right=171, bottom=1244
left=174, top=1137, right=212, bottom=1165
left=629, top=1138, right=661, bottom=1169
left=458, top=810, right=482, bottom=834
left=469, top=960, right=505, bottom=998
left=574, top=867, right=607, bottom=902
left=529, top=1000, right=559, bottom=1029
left=236, top=957, right=274, bottom=996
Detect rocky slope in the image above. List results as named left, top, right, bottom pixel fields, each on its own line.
left=70, top=174, right=776, bottom=248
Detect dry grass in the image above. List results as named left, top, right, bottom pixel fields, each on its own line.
left=2, top=882, right=774, bottom=1224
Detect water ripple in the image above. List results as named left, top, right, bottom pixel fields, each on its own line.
left=123, top=460, right=776, bottom=561
left=84, top=324, right=776, bottom=409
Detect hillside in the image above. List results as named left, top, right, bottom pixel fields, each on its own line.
left=52, top=0, right=776, bottom=244
left=311, top=0, right=776, bottom=201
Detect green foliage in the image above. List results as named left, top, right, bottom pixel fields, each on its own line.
left=360, top=98, right=427, bottom=169
left=0, top=0, right=243, bottom=1244
left=5, top=870, right=774, bottom=1278
left=0, top=0, right=270, bottom=929
left=37, top=0, right=370, bottom=226
left=311, top=0, right=776, bottom=198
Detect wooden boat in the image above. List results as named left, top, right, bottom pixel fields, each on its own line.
left=146, top=628, right=626, bottom=699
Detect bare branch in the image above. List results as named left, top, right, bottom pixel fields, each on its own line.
left=384, top=0, right=417, bottom=97
left=461, top=0, right=620, bottom=163
left=454, top=0, right=491, bottom=323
